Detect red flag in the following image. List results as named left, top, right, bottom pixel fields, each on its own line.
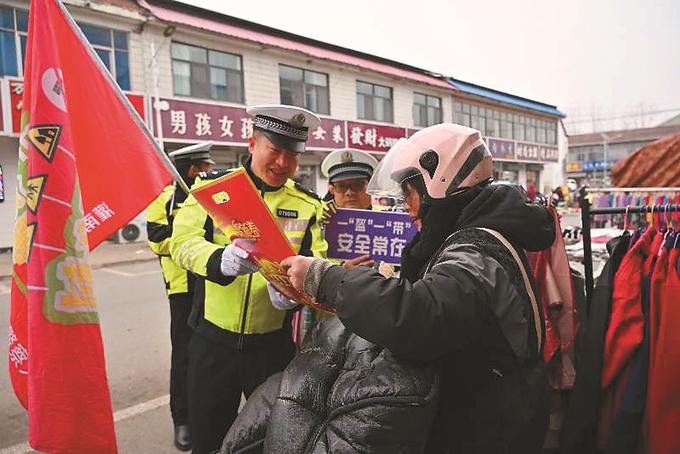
left=9, top=0, right=173, bottom=451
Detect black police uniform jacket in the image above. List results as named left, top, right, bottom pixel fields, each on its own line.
left=224, top=185, right=555, bottom=454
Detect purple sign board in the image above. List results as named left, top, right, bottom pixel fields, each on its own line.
left=346, top=121, right=407, bottom=153
left=515, top=142, right=559, bottom=162
left=486, top=138, right=515, bottom=159
left=325, top=208, right=417, bottom=265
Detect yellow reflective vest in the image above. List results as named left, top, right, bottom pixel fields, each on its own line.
left=147, top=184, right=192, bottom=296
left=169, top=169, right=327, bottom=345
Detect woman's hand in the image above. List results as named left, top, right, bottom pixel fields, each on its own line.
left=280, top=256, right=317, bottom=291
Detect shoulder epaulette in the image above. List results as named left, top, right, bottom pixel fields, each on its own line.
left=293, top=181, right=321, bottom=201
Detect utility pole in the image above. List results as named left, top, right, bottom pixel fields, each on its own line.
left=599, top=132, right=623, bottom=185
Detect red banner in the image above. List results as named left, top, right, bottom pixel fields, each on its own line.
left=9, top=1, right=172, bottom=451
left=191, top=169, right=320, bottom=308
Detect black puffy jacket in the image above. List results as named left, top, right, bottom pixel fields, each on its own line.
left=221, top=317, right=440, bottom=453
left=315, top=184, right=555, bottom=453
left=224, top=185, right=554, bottom=454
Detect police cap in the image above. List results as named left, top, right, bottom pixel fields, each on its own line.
left=321, top=148, right=379, bottom=183
left=247, top=104, right=321, bottom=154
left=168, top=141, right=215, bottom=165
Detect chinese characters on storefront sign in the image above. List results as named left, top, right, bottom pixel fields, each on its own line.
left=515, top=142, right=559, bottom=162
left=307, top=117, right=346, bottom=149
left=153, top=97, right=413, bottom=152
left=486, top=138, right=515, bottom=160
left=346, top=121, right=407, bottom=152
left=325, top=208, right=418, bottom=265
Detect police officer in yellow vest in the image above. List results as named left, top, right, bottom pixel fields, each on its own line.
left=146, top=142, right=214, bottom=451
left=169, top=105, right=327, bottom=454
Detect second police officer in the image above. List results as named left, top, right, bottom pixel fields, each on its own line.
left=169, top=105, right=328, bottom=454
left=146, top=142, right=215, bottom=452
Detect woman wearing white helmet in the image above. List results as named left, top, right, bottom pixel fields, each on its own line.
left=284, top=124, right=555, bottom=453
left=226, top=124, right=555, bottom=453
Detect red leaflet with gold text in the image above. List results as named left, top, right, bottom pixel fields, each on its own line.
left=191, top=169, right=325, bottom=309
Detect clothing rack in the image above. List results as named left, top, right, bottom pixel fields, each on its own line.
left=578, top=186, right=680, bottom=303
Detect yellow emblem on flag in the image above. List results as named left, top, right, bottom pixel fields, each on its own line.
left=27, top=125, right=62, bottom=162
left=25, top=175, right=47, bottom=214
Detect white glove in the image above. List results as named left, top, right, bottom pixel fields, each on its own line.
left=220, top=243, right=258, bottom=276
left=267, top=283, right=298, bottom=310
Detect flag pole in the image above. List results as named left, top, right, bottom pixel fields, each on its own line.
left=54, top=0, right=190, bottom=195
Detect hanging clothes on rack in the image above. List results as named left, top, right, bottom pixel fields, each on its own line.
left=600, top=228, right=653, bottom=388
left=560, top=233, right=630, bottom=454
left=646, top=233, right=680, bottom=454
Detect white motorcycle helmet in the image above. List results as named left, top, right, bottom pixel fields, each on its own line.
left=368, top=123, right=493, bottom=201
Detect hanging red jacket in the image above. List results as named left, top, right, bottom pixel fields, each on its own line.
left=529, top=207, right=577, bottom=389
left=646, top=240, right=680, bottom=454
left=601, top=228, right=654, bottom=389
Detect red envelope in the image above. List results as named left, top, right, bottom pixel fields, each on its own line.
left=191, top=169, right=327, bottom=310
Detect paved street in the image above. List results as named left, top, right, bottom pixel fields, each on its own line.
left=0, top=261, right=182, bottom=453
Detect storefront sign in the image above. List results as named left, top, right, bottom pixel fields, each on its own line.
left=6, top=79, right=145, bottom=134
left=154, top=97, right=251, bottom=144
left=566, top=162, right=583, bottom=172
left=486, top=138, right=515, bottom=159
left=153, top=97, right=346, bottom=149
left=346, top=121, right=407, bottom=153
left=582, top=160, right=612, bottom=171
left=307, top=117, right=346, bottom=150
left=515, top=142, right=559, bottom=162
left=325, top=208, right=417, bottom=265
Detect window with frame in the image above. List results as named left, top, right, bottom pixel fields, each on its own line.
left=78, top=22, right=130, bottom=90
left=500, top=112, right=513, bottom=139
left=357, top=81, right=393, bottom=123
left=0, top=6, right=28, bottom=77
left=525, top=118, right=536, bottom=142
left=413, top=93, right=442, bottom=127
left=171, top=42, right=243, bottom=103
left=279, top=64, right=329, bottom=115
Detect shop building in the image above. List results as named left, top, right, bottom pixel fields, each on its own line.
left=0, top=0, right=567, bottom=248
left=566, top=124, right=680, bottom=186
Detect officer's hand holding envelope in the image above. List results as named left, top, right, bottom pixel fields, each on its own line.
left=220, top=239, right=259, bottom=276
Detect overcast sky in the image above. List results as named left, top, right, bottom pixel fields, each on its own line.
left=180, top=0, right=680, bottom=134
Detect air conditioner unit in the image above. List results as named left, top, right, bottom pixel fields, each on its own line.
left=108, top=215, right=148, bottom=244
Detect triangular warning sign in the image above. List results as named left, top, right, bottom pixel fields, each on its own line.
left=26, top=175, right=47, bottom=214
left=27, top=125, right=61, bottom=162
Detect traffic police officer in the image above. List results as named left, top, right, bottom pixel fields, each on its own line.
left=294, top=148, right=385, bottom=339
left=322, top=147, right=379, bottom=211
left=146, top=142, right=214, bottom=451
left=169, top=105, right=328, bottom=454
left=321, top=148, right=380, bottom=269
